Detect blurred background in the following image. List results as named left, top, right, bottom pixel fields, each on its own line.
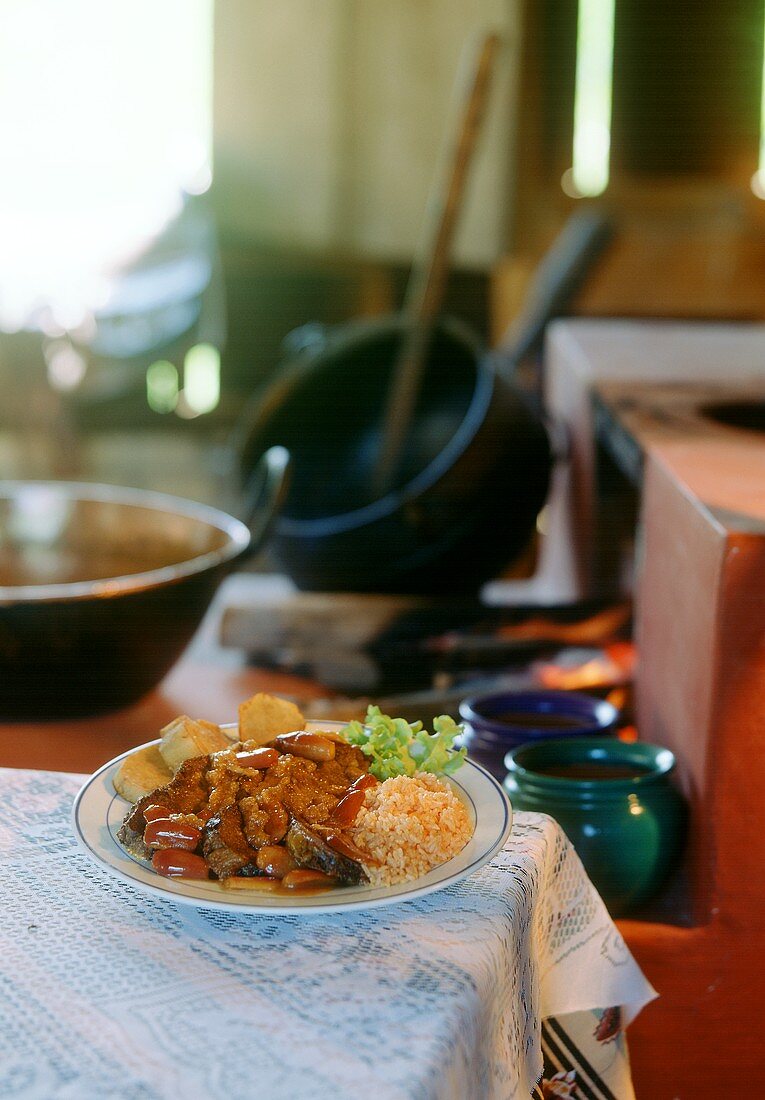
left=3, top=0, right=765, bottom=512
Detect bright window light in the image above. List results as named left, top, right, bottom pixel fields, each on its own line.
left=0, top=0, right=213, bottom=333
left=754, top=19, right=765, bottom=197
left=571, top=0, right=615, bottom=197
left=183, top=343, right=220, bottom=415
left=146, top=360, right=180, bottom=414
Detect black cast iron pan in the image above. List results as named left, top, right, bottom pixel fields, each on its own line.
left=237, top=210, right=611, bottom=595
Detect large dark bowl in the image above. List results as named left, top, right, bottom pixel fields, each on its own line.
left=0, top=467, right=285, bottom=718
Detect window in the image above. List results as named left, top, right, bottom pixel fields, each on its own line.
left=0, top=0, right=213, bottom=333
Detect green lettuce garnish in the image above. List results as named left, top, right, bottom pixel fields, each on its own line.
left=343, top=705, right=467, bottom=781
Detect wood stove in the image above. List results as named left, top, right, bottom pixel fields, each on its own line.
left=538, top=318, right=765, bottom=1097
left=489, top=318, right=765, bottom=604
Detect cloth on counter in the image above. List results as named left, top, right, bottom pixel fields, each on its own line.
left=0, top=768, right=655, bottom=1100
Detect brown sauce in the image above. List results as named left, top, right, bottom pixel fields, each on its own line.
left=221, top=878, right=339, bottom=897
left=534, top=762, right=650, bottom=780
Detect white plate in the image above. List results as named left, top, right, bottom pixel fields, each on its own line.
left=72, top=721, right=512, bottom=915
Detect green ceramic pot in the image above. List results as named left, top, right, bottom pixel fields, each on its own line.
left=503, top=737, right=686, bottom=916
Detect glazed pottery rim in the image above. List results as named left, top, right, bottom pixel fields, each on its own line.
left=504, top=736, right=676, bottom=791
left=459, top=689, right=618, bottom=740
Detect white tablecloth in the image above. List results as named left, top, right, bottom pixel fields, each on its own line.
left=0, top=768, right=655, bottom=1099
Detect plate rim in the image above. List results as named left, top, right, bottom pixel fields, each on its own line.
left=72, top=725, right=513, bottom=915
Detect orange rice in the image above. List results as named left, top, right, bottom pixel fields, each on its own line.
left=351, top=772, right=473, bottom=887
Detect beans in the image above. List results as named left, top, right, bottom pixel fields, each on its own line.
left=328, top=773, right=376, bottom=827
left=324, top=831, right=371, bottom=863
left=350, top=774, right=379, bottom=792
left=144, top=820, right=202, bottom=851
left=274, top=732, right=336, bottom=762
left=331, top=788, right=366, bottom=827
left=143, top=803, right=171, bottom=823
left=235, top=747, right=279, bottom=769
left=255, top=845, right=297, bottom=879
left=281, top=868, right=337, bottom=890
left=152, top=850, right=209, bottom=880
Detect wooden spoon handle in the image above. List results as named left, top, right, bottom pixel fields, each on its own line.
left=372, top=32, right=501, bottom=498
left=406, top=31, right=501, bottom=325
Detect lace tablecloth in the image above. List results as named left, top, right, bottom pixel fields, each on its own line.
left=0, top=768, right=655, bottom=1100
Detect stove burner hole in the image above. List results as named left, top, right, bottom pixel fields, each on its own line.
left=701, top=400, right=765, bottom=435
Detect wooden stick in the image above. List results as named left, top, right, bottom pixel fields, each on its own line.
left=371, top=32, right=501, bottom=498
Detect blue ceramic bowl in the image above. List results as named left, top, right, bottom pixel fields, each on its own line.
left=457, top=689, right=618, bottom=780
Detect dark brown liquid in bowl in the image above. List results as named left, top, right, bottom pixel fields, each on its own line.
left=534, top=762, right=651, bottom=780
left=0, top=497, right=231, bottom=586
left=496, top=712, right=591, bottom=730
